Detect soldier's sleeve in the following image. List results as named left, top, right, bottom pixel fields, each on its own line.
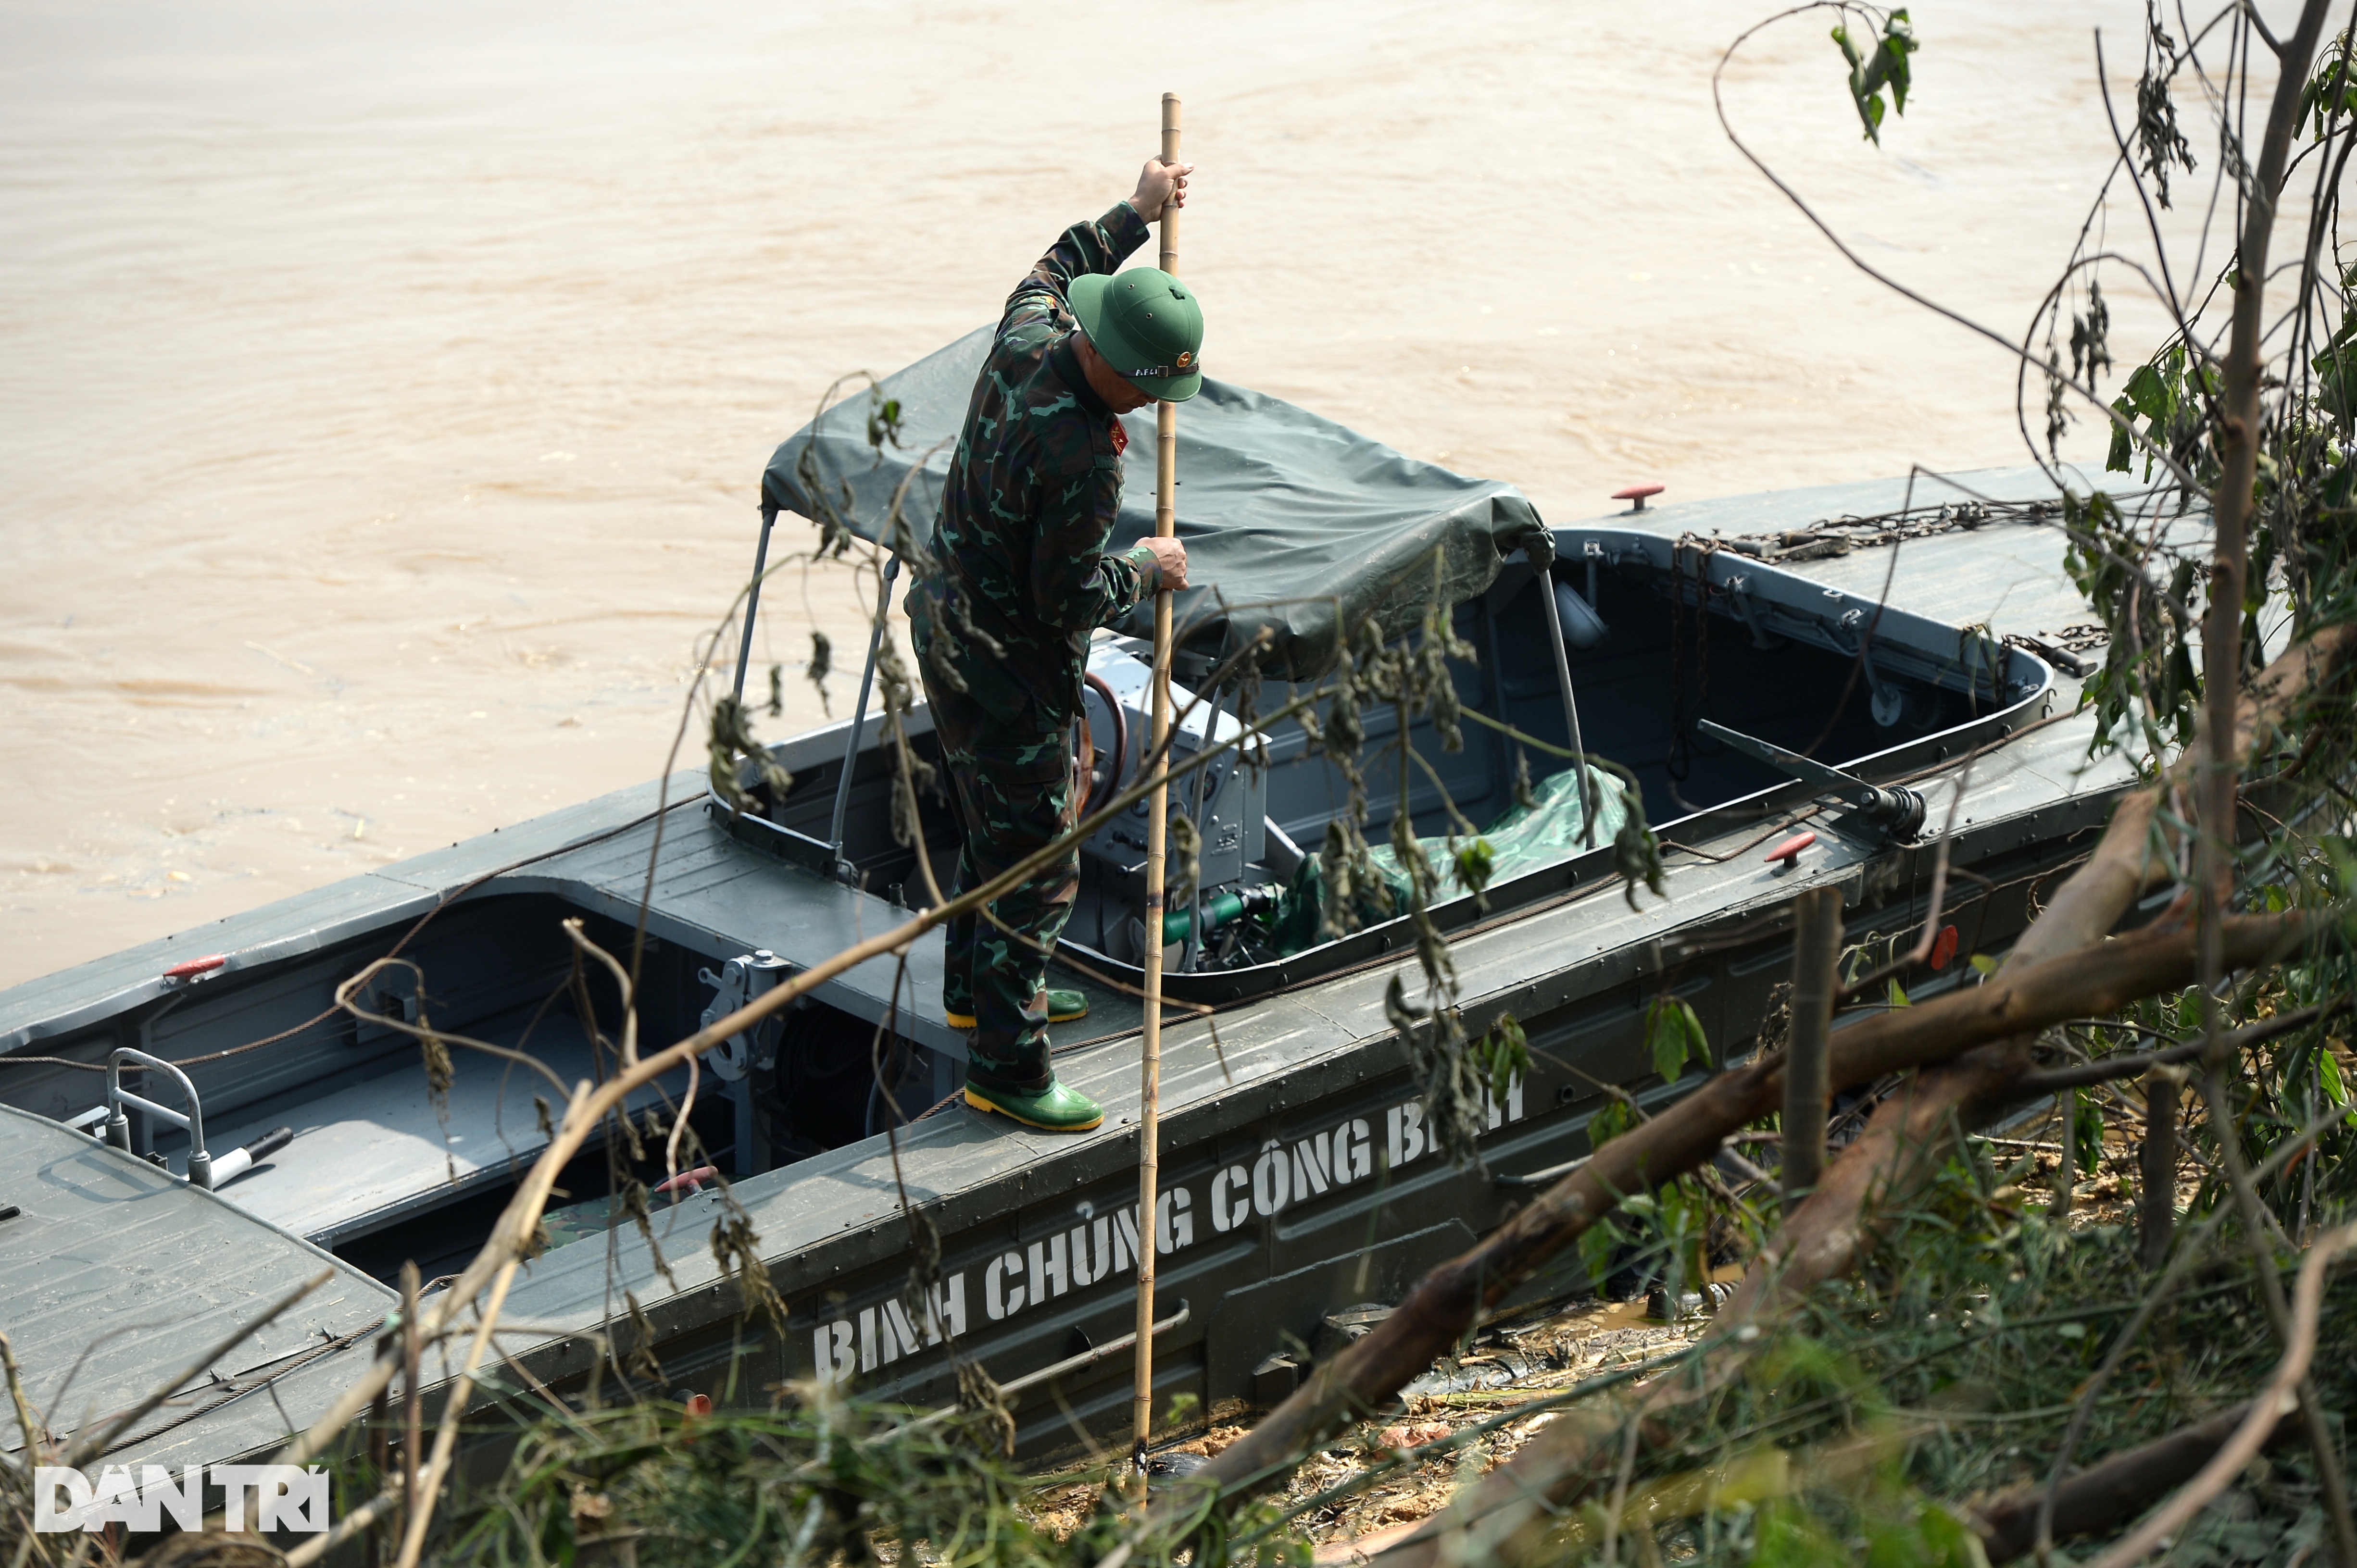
left=1028, top=417, right=1153, bottom=636
left=1001, top=203, right=1153, bottom=338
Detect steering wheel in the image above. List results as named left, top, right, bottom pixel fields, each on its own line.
left=1077, top=671, right=1127, bottom=820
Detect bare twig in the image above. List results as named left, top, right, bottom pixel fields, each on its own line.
left=2140, top=1066, right=2184, bottom=1270
left=664, top=1051, right=700, bottom=1190
left=2010, top=996, right=2350, bottom=1095
left=334, top=958, right=573, bottom=1103
left=286, top=1482, right=402, bottom=1568
left=392, top=1256, right=523, bottom=1568
left=0, top=1332, right=43, bottom=1467
left=564, top=917, right=640, bottom=1069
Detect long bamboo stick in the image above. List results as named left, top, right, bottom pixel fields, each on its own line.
left=1780, top=886, right=1841, bottom=1196
left=1133, top=89, right=1180, bottom=1486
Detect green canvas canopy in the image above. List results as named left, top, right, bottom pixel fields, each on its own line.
left=761, top=326, right=1546, bottom=682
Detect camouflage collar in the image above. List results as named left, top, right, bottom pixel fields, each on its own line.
left=1049, top=335, right=1111, bottom=422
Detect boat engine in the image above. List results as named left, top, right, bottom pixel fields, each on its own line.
left=1073, top=640, right=1274, bottom=967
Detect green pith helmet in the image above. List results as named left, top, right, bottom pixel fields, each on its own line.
left=1070, top=268, right=1204, bottom=401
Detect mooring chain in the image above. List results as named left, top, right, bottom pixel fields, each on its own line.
left=1716, top=496, right=2053, bottom=564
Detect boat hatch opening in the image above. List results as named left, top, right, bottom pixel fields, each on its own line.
left=715, top=529, right=2049, bottom=1003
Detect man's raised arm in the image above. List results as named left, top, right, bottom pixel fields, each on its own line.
left=1003, top=159, right=1193, bottom=323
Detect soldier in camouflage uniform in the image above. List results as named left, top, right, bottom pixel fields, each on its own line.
left=908, top=159, right=1202, bottom=1132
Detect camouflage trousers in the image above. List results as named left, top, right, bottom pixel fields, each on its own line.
left=922, top=672, right=1081, bottom=1093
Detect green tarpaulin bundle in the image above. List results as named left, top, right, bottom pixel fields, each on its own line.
left=1371, top=762, right=1629, bottom=896
left=762, top=326, right=1547, bottom=683
left=1257, top=763, right=1627, bottom=956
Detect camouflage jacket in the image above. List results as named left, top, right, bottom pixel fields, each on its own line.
left=910, top=202, right=1161, bottom=731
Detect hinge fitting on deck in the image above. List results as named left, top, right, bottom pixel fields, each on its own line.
left=1694, top=719, right=1928, bottom=841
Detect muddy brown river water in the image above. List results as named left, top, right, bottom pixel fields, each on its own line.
left=0, top=1, right=2286, bottom=986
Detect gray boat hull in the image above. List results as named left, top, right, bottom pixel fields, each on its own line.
left=0, top=466, right=2135, bottom=1472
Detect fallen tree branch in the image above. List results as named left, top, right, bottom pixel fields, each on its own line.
left=1972, top=1397, right=2301, bottom=1562
left=1306, top=626, right=2357, bottom=1568
left=1168, top=901, right=2311, bottom=1529
left=2084, top=1218, right=2357, bottom=1568
left=2009, top=996, right=2348, bottom=1095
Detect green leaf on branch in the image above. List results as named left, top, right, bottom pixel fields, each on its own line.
left=2320, top=1049, right=2357, bottom=1129
left=2106, top=394, right=2136, bottom=472
left=1452, top=835, right=1495, bottom=898
left=1832, top=9, right=1919, bottom=145
left=2122, top=359, right=2174, bottom=420
left=2103, top=344, right=2216, bottom=481
left=1646, top=995, right=1711, bottom=1084
left=2071, top=1088, right=2104, bottom=1175
left=2299, top=38, right=2357, bottom=141
left=1577, top=1219, right=1623, bottom=1295
left=1588, top=1095, right=1636, bottom=1154
left=865, top=391, right=904, bottom=453
left=1471, top=1012, right=1531, bottom=1106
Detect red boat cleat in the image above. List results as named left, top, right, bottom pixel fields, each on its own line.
left=162, top=955, right=227, bottom=981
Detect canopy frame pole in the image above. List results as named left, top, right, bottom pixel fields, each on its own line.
left=1134, top=89, right=1180, bottom=1488
left=1535, top=550, right=1599, bottom=848
left=733, top=505, right=779, bottom=708
left=828, top=555, right=903, bottom=881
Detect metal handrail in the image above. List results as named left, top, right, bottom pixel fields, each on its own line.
left=105, top=1047, right=213, bottom=1190
left=827, top=553, right=901, bottom=879
left=731, top=505, right=778, bottom=709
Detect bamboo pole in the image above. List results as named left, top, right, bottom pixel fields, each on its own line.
left=1133, top=89, right=1180, bottom=1486
left=1781, top=886, right=1841, bottom=1197
left=399, top=1262, right=422, bottom=1534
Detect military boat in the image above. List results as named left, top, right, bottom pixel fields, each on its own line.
left=0, top=328, right=2130, bottom=1481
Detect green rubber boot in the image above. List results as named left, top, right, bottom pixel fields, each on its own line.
left=945, top=988, right=1089, bottom=1031
left=964, top=1077, right=1105, bottom=1132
